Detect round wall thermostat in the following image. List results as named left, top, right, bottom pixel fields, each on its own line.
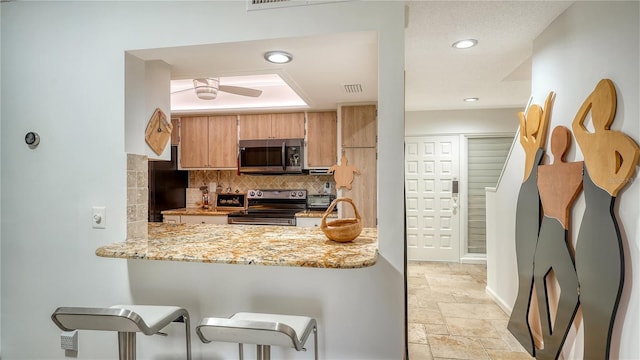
left=25, top=132, right=40, bottom=148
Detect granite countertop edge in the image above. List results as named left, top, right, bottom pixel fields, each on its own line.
left=96, top=223, right=377, bottom=269
left=161, top=208, right=337, bottom=218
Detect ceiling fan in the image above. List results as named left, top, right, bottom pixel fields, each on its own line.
left=171, top=78, right=263, bottom=100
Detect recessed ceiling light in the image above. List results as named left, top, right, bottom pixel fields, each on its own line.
left=264, top=51, right=293, bottom=64
left=464, top=97, right=479, bottom=102
left=452, top=39, right=478, bottom=49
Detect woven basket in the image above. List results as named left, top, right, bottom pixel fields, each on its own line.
left=320, top=197, right=363, bottom=242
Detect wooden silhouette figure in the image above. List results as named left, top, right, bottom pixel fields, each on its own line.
left=508, top=92, right=554, bottom=356
left=533, top=126, right=582, bottom=360
left=572, top=79, right=640, bottom=360
left=328, top=154, right=360, bottom=190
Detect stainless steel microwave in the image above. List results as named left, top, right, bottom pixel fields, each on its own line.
left=238, top=138, right=304, bottom=174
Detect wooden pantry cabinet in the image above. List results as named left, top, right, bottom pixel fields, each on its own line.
left=341, top=104, right=377, bottom=148
left=239, top=112, right=304, bottom=140
left=179, top=115, right=238, bottom=169
left=340, top=104, right=377, bottom=228
left=306, top=111, right=337, bottom=167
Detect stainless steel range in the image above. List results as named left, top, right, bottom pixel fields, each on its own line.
left=227, top=189, right=307, bottom=226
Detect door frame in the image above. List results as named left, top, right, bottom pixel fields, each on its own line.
left=404, top=132, right=516, bottom=264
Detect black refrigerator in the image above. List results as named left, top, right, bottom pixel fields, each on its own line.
left=148, top=145, right=189, bottom=222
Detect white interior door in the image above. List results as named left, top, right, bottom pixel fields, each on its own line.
left=405, top=136, right=460, bottom=262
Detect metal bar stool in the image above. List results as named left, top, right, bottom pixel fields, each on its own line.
left=196, top=312, right=318, bottom=360
left=51, top=305, right=191, bottom=360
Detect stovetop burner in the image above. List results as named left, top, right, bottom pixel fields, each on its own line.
left=227, top=189, right=307, bottom=226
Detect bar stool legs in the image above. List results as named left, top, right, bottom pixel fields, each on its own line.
left=118, top=332, right=136, bottom=360
left=241, top=327, right=317, bottom=360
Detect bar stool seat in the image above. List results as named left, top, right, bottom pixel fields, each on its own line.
left=51, top=305, right=191, bottom=360
left=196, top=312, right=317, bottom=360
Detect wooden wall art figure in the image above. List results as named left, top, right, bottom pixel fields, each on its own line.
left=533, top=126, right=582, bottom=360
left=572, top=79, right=640, bottom=359
left=508, top=92, right=554, bottom=356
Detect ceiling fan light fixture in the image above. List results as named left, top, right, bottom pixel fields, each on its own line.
left=452, top=39, right=478, bottom=49
left=264, top=51, right=293, bottom=64
left=193, top=78, right=219, bottom=100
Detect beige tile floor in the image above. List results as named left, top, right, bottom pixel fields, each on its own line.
left=407, top=261, right=534, bottom=360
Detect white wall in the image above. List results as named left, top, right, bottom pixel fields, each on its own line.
left=0, top=2, right=405, bottom=359
left=125, top=55, right=171, bottom=160
left=405, top=108, right=520, bottom=135
left=0, top=3, right=3, bottom=353
left=487, top=2, right=639, bottom=359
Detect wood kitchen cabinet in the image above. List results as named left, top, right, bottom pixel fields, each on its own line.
left=179, top=115, right=237, bottom=168
left=171, top=118, right=180, bottom=145
left=306, top=111, right=337, bottom=167
left=239, top=112, right=304, bottom=140
left=341, top=104, right=377, bottom=148
left=341, top=147, right=377, bottom=227
left=339, top=104, right=377, bottom=228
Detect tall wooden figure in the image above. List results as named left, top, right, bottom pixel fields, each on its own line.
left=508, top=92, right=554, bottom=356
left=533, top=126, right=582, bottom=360
left=572, top=79, right=640, bottom=359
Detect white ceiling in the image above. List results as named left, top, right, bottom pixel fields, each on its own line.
left=130, top=1, right=573, bottom=114
left=405, top=0, right=573, bottom=111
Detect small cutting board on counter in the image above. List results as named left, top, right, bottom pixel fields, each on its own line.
left=145, top=108, right=172, bottom=155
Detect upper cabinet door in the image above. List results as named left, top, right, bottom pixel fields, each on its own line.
left=208, top=115, right=238, bottom=168
left=341, top=105, right=377, bottom=148
left=239, top=112, right=305, bottom=140
left=180, top=115, right=238, bottom=168
left=271, top=112, right=305, bottom=139
left=180, top=116, right=210, bottom=168
left=307, top=111, right=337, bottom=167
left=239, top=114, right=271, bottom=140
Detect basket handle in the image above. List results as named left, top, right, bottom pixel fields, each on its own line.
left=321, top=197, right=362, bottom=228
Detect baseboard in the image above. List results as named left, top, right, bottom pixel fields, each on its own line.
left=485, top=285, right=512, bottom=315
left=460, top=254, right=487, bottom=264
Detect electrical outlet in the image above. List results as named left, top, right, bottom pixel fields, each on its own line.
left=61, top=330, right=78, bottom=351
left=92, top=206, right=106, bottom=229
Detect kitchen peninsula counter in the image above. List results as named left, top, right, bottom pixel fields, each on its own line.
left=162, top=208, right=337, bottom=218
left=96, top=223, right=377, bottom=269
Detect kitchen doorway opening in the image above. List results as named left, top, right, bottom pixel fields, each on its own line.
left=405, top=134, right=514, bottom=263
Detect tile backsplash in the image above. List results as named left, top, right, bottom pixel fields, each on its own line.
left=189, top=170, right=335, bottom=195
left=124, top=157, right=334, bottom=238
left=126, top=153, right=148, bottom=241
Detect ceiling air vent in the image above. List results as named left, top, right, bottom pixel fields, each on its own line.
left=343, top=84, right=363, bottom=94
left=247, top=0, right=348, bottom=11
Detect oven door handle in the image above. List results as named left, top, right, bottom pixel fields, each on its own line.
left=281, top=141, right=286, bottom=171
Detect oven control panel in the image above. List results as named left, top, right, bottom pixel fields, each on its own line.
left=247, top=189, right=307, bottom=200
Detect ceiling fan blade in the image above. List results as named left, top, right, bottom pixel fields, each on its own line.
left=171, top=87, right=195, bottom=94
left=219, top=85, right=263, bottom=97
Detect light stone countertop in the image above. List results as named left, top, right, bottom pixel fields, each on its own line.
left=295, top=210, right=337, bottom=218
left=161, top=208, right=337, bottom=218
left=96, top=223, right=377, bottom=269
left=161, top=208, right=236, bottom=216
